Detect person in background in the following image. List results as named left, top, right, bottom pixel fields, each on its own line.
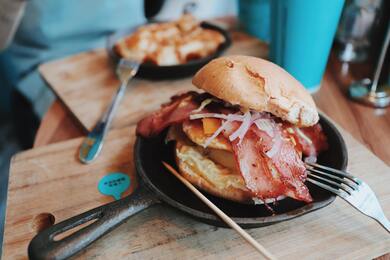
left=0, top=1, right=146, bottom=255
left=154, top=0, right=237, bottom=21
left=0, top=0, right=146, bottom=147
left=0, top=0, right=236, bottom=148
left=0, top=0, right=237, bottom=251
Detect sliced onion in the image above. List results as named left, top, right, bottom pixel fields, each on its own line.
left=294, top=127, right=313, bottom=144
left=192, top=110, right=276, bottom=148
left=203, top=120, right=231, bottom=148
left=266, top=132, right=282, bottom=158
left=191, top=99, right=213, bottom=113
left=189, top=113, right=229, bottom=120
left=251, top=111, right=268, bottom=121
left=226, top=114, right=246, bottom=121
left=190, top=112, right=246, bottom=121
left=192, top=109, right=284, bottom=159
left=254, top=119, right=274, bottom=137
left=229, top=111, right=251, bottom=142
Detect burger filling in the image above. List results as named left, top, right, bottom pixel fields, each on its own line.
left=136, top=91, right=328, bottom=204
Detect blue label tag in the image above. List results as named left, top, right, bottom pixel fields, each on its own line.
left=98, top=172, right=131, bottom=200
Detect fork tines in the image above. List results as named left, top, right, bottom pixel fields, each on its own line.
left=305, top=162, right=361, bottom=198
left=305, top=162, right=390, bottom=233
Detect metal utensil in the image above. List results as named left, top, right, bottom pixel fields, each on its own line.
left=79, top=59, right=140, bottom=163
left=336, top=0, right=383, bottom=63
left=306, top=162, right=390, bottom=233
left=348, top=20, right=390, bottom=108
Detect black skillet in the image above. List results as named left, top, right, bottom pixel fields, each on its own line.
left=106, top=21, right=232, bottom=79
left=28, top=114, right=347, bottom=260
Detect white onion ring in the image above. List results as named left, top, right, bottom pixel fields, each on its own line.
left=254, top=118, right=274, bottom=137
left=294, top=127, right=313, bottom=144
left=189, top=113, right=229, bottom=120
left=266, top=131, right=282, bottom=158
left=229, top=111, right=251, bottom=142
left=191, top=111, right=283, bottom=151
left=191, top=99, right=213, bottom=113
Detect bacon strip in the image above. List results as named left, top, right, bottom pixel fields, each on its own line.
left=269, top=125, right=312, bottom=202
left=285, top=123, right=328, bottom=160
left=136, top=92, right=200, bottom=137
left=298, top=124, right=328, bottom=157
left=136, top=91, right=327, bottom=203
left=225, top=122, right=312, bottom=203
left=136, top=92, right=235, bottom=138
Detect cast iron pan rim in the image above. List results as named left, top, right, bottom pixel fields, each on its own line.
left=134, top=113, right=348, bottom=227
left=106, top=21, right=232, bottom=69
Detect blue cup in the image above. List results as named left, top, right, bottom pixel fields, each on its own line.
left=238, top=0, right=270, bottom=42
left=270, top=0, right=345, bottom=93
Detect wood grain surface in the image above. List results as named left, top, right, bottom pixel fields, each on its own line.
left=33, top=101, right=86, bottom=147
left=22, top=24, right=390, bottom=259
left=37, top=35, right=390, bottom=167
left=5, top=128, right=137, bottom=259
left=4, top=123, right=390, bottom=259
left=314, top=54, right=390, bottom=166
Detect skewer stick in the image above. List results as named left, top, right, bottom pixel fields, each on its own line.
left=162, top=161, right=277, bottom=260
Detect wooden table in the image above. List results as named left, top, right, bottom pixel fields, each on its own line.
left=30, top=42, right=390, bottom=259
left=33, top=51, right=390, bottom=260
left=34, top=52, right=390, bottom=166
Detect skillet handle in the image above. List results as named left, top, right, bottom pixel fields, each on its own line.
left=28, top=186, right=157, bottom=260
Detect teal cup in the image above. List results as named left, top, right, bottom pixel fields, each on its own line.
left=238, top=0, right=270, bottom=42
left=270, top=0, right=345, bottom=93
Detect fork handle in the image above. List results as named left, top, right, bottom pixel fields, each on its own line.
left=375, top=212, right=390, bottom=233
left=79, top=80, right=128, bottom=164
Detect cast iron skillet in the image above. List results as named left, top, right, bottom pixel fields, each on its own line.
left=28, top=114, right=347, bottom=260
left=106, top=21, right=232, bottom=79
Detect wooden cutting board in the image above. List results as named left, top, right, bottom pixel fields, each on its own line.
left=39, top=31, right=268, bottom=131
left=4, top=123, right=390, bottom=259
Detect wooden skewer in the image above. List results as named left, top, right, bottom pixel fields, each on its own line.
left=162, top=161, right=277, bottom=260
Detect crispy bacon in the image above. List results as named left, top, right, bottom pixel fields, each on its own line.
left=225, top=121, right=312, bottom=203
left=285, top=124, right=328, bottom=159
left=136, top=92, right=235, bottom=137
left=136, top=91, right=327, bottom=203
left=136, top=92, right=200, bottom=137
left=268, top=125, right=312, bottom=202
left=299, top=124, right=328, bottom=157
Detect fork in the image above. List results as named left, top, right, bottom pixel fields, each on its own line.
left=306, top=162, right=390, bottom=233
left=79, top=59, right=140, bottom=163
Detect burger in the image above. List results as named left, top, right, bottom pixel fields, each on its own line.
left=136, top=55, right=328, bottom=205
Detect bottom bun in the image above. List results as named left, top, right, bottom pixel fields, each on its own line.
left=175, top=138, right=286, bottom=204
left=175, top=140, right=252, bottom=203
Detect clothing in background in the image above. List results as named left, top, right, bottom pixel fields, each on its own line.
left=154, top=0, right=237, bottom=21
left=0, top=1, right=145, bottom=253
left=0, top=0, right=145, bottom=118
left=0, top=0, right=237, bottom=118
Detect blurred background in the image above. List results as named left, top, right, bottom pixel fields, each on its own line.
left=0, top=0, right=389, bottom=254
left=0, top=0, right=238, bottom=253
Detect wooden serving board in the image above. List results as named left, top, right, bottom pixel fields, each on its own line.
left=4, top=124, right=390, bottom=259
left=39, top=32, right=268, bottom=131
